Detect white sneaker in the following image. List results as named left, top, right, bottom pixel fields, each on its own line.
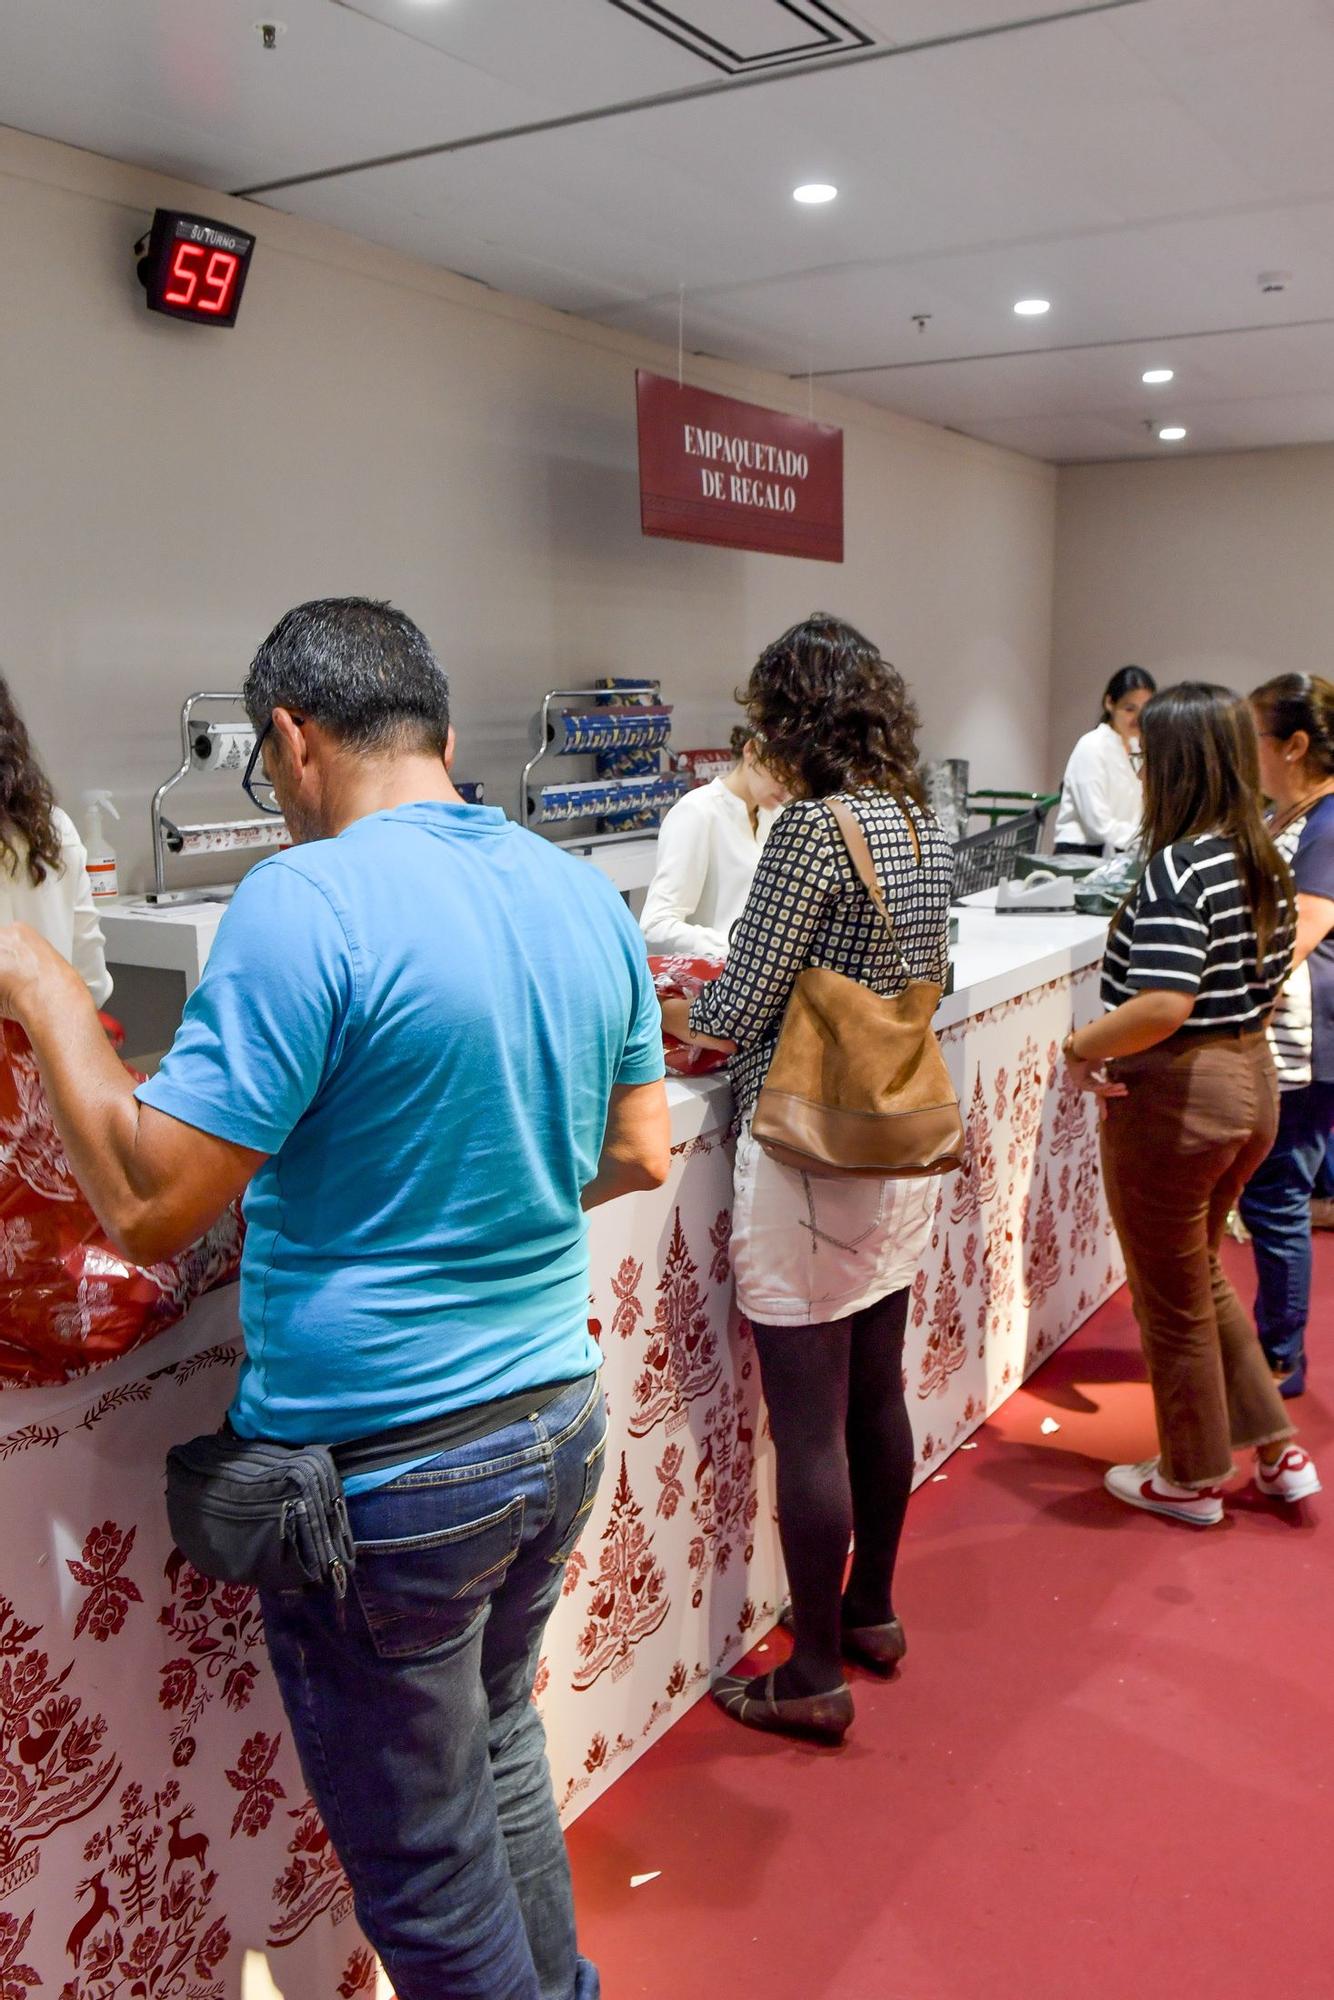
left=1254, top=1446, right=1322, bottom=1504
left=1104, top=1458, right=1225, bottom=1527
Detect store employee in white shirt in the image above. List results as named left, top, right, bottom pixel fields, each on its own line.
left=640, top=728, right=789, bottom=958
left=1052, top=665, right=1157, bottom=857
left=0, top=675, right=111, bottom=1006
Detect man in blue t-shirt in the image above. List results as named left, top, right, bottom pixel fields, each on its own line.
left=0, top=598, right=668, bottom=2000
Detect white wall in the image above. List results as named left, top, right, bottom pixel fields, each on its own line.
left=1, top=127, right=1056, bottom=891
left=1052, top=446, right=1334, bottom=777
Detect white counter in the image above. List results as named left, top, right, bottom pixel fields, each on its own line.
left=100, top=894, right=228, bottom=996
left=100, top=881, right=1112, bottom=1021
left=940, top=890, right=1110, bottom=1028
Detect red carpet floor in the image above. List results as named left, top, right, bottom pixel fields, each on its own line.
left=568, top=1240, right=1334, bottom=1999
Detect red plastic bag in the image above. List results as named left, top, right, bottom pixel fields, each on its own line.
left=649, top=954, right=729, bottom=1077
left=0, top=1021, right=243, bottom=1386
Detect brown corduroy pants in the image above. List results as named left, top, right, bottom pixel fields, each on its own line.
left=1100, top=1031, right=1295, bottom=1488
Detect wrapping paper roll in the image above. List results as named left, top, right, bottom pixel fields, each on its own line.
left=555, top=707, right=672, bottom=757
left=598, top=750, right=660, bottom=778
left=190, top=723, right=258, bottom=772
left=536, top=775, right=687, bottom=826
left=164, top=817, right=289, bottom=855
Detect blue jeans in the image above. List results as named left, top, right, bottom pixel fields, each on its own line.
left=260, top=1373, right=607, bottom=2000
left=1238, top=1080, right=1334, bottom=1374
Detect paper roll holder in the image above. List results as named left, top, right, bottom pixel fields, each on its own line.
left=148, top=691, right=285, bottom=904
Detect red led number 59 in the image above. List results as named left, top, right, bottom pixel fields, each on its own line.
left=164, top=242, right=240, bottom=315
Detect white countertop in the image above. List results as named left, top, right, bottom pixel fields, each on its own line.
left=936, top=889, right=1110, bottom=1030
left=101, top=881, right=1111, bottom=1036
left=100, top=894, right=229, bottom=993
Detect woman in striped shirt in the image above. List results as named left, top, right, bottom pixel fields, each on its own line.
left=1237, top=675, right=1334, bottom=1398
left=1062, top=683, right=1320, bottom=1525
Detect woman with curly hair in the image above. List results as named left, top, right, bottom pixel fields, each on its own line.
left=660, top=614, right=954, bottom=1744
left=0, top=674, right=111, bottom=1004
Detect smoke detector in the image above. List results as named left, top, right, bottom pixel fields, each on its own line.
left=1258, top=270, right=1292, bottom=294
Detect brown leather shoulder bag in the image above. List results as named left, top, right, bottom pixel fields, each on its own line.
left=751, top=797, right=965, bottom=1181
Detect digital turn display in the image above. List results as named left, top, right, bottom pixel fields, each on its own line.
left=137, top=210, right=256, bottom=328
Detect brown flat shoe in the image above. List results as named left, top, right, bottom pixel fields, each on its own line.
left=777, top=1607, right=908, bottom=1679
left=711, top=1669, right=853, bottom=1745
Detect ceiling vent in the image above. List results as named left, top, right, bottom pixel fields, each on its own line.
left=607, top=1, right=873, bottom=75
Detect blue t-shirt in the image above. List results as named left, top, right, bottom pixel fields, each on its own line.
left=1294, top=793, right=1334, bottom=1081
left=138, top=802, right=664, bottom=1456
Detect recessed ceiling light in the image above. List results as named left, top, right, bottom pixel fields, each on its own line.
left=793, top=183, right=838, bottom=204
left=1157, top=425, right=1188, bottom=442
left=1013, top=298, right=1050, bottom=317
left=1142, top=367, right=1175, bottom=385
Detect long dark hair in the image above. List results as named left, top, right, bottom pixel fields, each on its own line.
left=0, top=675, right=61, bottom=887
left=739, top=614, right=923, bottom=803
left=1250, top=673, right=1334, bottom=779
left=1139, top=683, right=1291, bottom=957
left=1099, top=664, right=1156, bottom=727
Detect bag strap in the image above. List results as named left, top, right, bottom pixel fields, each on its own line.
left=824, top=797, right=921, bottom=955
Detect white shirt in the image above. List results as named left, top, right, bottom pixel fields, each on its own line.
left=639, top=778, right=777, bottom=959
left=1053, top=725, right=1144, bottom=853
left=0, top=806, right=113, bottom=1006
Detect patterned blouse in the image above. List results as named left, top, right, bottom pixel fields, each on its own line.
left=687, top=790, right=955, bottom=1123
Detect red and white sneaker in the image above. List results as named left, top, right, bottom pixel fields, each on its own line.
left=1104, top=1459, right=1225, bottom=1527
left=1255, top=1446, right=1322, bottom=1504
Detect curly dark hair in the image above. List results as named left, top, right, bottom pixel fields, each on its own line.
left=728, top=722, right=755, bottom=760
left=738, top=614, right=924, bottom=802
left=0, top=675, right=61, bottom=886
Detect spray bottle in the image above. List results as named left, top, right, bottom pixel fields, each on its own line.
left=83, top=791, right=120, bottom=900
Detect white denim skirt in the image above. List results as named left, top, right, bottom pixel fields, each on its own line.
left=730, top=1121, right=938, bottom=1327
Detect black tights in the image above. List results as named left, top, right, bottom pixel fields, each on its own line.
left=753, top=1288, right=914, bottom=1698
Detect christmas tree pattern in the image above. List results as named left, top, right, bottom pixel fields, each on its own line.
left=1022, top=1170, right=1062, bottom=1307
left=572, top=1455, right=670, bottom=1689
left=919, top=1242, right=968, bottom=1398
left=950, top=1068, right=999, bottom=1224
left=628, top=1209, right=721, bottom=1437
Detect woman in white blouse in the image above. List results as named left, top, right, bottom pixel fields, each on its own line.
left=640, top=727, right=788, bottom=958
left=1053, top=665, right=1157, bottom=856
left=0, top=675, right=111, bottom=1006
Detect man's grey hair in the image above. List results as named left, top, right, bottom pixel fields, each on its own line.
left=243, top=598, right=451, bottom=752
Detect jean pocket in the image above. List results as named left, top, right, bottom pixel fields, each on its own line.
left=351, top=1494, right=525, bottom=1661
left=553, top=1424, right=607, bottom=1568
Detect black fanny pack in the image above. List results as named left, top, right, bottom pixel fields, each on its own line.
left=164, top=1377, right=582, bottom=1598
left=165, top=1432, right=356, bottom=1599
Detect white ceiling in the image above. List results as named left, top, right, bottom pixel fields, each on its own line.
left=5, top=0, right=1334, bottom=463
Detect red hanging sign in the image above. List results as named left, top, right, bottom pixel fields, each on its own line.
left=636, top=370, right=843, bottom=563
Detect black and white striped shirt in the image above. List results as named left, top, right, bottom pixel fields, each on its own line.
left=1102, top=837, right=1294, bottom=1032
left=688, top=792, right=954, bottom=1122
